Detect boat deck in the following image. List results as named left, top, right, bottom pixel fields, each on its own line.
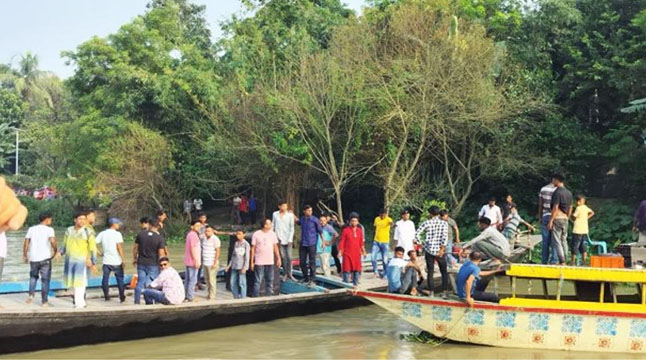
left=0, top=273, right=388, bottom=313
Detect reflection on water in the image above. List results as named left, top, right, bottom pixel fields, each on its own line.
left=4, top=306, right=640, bottom=359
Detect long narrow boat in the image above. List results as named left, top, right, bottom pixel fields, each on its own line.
left=358, top=264, right=646, bottom=353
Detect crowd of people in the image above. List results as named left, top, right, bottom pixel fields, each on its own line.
left=4, top=172, right=646, bottom=309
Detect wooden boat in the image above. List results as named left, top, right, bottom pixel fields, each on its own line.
left=0, top=270, right=387, bottom=354
left=357, top=264, right=646, bottom=353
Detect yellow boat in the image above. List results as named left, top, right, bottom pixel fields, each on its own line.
left=357, top=264, right=646, bottom=353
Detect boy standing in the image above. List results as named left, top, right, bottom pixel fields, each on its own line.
left=23, top=212, right=56, bottom=306
left=227, top=230, right=250, bottom=299
left=317, top=214, right=338, bottom=277
left=372, top=209, right=393, bottom=278
left=202, top=226, right=221, bottom=300
left=571, top=195, right=595, bottom=265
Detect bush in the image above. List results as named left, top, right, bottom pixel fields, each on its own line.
left=587, top=199, right=634, bottom=249
left=18, top=196, right=76, bottom=228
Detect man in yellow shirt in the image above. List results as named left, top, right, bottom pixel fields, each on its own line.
left=570, top=195, right=595, bottom=265
left=372, top=209, right=393, bottom=278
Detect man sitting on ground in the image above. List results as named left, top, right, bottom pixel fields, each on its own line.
left=457, top=251, right=503, bottom=306
left=387, top=247, right=422, bottom=295
left=143, top=257, right=185, bottom=305
left=461, top=217, right=510, bottom=265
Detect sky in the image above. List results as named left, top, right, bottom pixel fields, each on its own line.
left=0, top=0, right=367, bottom=79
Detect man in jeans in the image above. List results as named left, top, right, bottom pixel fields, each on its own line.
left=372, top=209, right=393, bottom=278
left=272, top=201, right=295, bottom=281
left=143, top=257, right=185, bottom=305
left=387, top=247, right=422, bottom=295
left=96, top=218, right=126, bottom=302
left=184, top=219, right=203, bottom=302
left=296, top=205, right=323, bottom=286
left=457, top=251, right=504, bottom=306
left=415, top=206, right=449, bottom=298
left=133, top=218, right=165, bottom=304
left=548, top=173, right=573, bottom=265
left=251, top=218, right=281, bottom=296
left=538, top=175, right=558, bottom=264
left=23, top=212, right=56, bottom=306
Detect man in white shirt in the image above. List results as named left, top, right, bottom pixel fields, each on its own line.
left=96, top=218, right=126, bottom=302
left=23, top=212, right=57, bottom=306
left=393, top=209, right=416, bottom=259
left=478, top=197, right=503, bottom=228
left=272, top=201, right=296, bottom=281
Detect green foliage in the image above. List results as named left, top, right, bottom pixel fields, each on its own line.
left=18, top=196, right=75, bottom=228
left=587, top=199, right=634, bottom=247
left=400, top=331, right=445, bottom=345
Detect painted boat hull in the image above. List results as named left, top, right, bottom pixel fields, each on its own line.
left=357, top=290, right=646, bottom=354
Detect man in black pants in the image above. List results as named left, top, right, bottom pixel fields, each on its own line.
left=415, top=206, right=449, bottom=298
left=457, top=251, right=504, bottom=306
left=296, top=205, right=323, bottom=286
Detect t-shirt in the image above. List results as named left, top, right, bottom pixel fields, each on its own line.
left=95, top=228, right=124, bottom=266
left=184, top=231, right=201, bottom=267
left=202, top=235, right=221, bottom=267
left=393, top=219, right=416, bottom=258
left=503, top=213, right=523, bottom=235
left=539, top=183, right=557, bottom=217
left=193, top=198, right=203, bottom=211
left=0, top=232, right=6, bottom=258
left=25, top=224, right=55, bottom=262
left=478, top=205, right=503, bottom=226
left=317, top=224, right=338, bottom=254
left=551, top=187, right=573, bottom=217
left=386, top=257, right=408, bottom=292
left=573, top=204, right=593, bottom=235
left=135, top=230, right=164, bottom=266
left=373, top=216, right=393, bottom=243
left=230, top=240, right=251, bottom=271
left=252, top=230, right=278, bottom=265
left=457, top=260, right=481, bottom=298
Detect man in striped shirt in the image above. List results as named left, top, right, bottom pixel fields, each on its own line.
left=538, top=175, right=558, bottom=264
left=415, top=206, right=449, bottom=298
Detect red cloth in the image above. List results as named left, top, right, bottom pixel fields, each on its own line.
left=239, top=196, right=248, bottom=212
left=339, top=226, right=364, bottom=272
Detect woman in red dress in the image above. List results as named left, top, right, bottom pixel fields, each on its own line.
left=338, top=213, right=366, bottom=288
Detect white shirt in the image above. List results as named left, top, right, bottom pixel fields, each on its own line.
left=202, top=235, right=221, bottom=267
left=95, top=228, right=124, bottom=266
left=478, top=205, right=503, bottom=226
left=0, top=232, right=6, bottom=258
left=25, top=224, right=55, bottom=262
left=272, top=210, right=295, bottom=245
left=393, top=219, right=416, bottom=259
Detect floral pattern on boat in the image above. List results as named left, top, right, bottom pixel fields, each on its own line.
left=495, top=311, right=516, bottom=328
left=402, top=302, right=422, bottom=318
left=528, top=313, right=549, bottom=331
left=561, top=315, right=583, bottom=334
left=431, top=306, right=452, bottom=322
left=464, top=310, right=485, bottom=326
left=596, top=318, right=617, bottom=336
left=630, top=320, right=646, bottom=338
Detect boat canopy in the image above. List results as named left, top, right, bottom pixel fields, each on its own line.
left=505, top=264, right=646, bottom=283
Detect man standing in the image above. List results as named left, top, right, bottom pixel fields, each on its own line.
left=538, top=175, right=558, bottom=264
left=184, top=200, right=193, bottom=221
left=462, top=217, right=511, bottom=264
left=61, top=212, right=97, bottom=308
left=184, top=219, right=203, bottom=302
left=372, top=209, right=393, bottom=279
left=202, top=226, right=221, bottom=300
left=250, top=218, right=281, bottom=296
left=478, top=197, right=503, bottom=229
left=156, top=210, right=169, bottom=256
left=85, top=209, right=97, bottom=237
left=23, top=212, right=56, bottom=306
left=96, top=218, right=126, bottom=302
left=272, top=201, right=295, bottom=281
left=232, top=195, right=242, bottom=224
left=296, top=205, right=323, bottom=286
left=338, top=213, right=366, bottom=288
left=501, top=195, right=514, bottom=225
left=415, top=206, right=449, bottom=298
left=249, top=193, right=258, bottom=225
left=133, top=219, right=165, bottom=304
left=457, top=251, right=503, bottom=306
left=193, top=198, right=203, bottom=212
left=440, top=209, right=460, bottom=266
left=393, top=209, right=416, bottom=259
left=547, top=173, right=573, bottom=265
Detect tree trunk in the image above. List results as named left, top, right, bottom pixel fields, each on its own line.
left=334, top=185, right=344, bottom=222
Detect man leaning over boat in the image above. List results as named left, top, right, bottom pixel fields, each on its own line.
left=460, top=217, right=510, bottom=266
left=456, top=251, right=504, bottom=307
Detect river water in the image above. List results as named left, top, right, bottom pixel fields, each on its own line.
left=1, top=230, right=642, bottom=359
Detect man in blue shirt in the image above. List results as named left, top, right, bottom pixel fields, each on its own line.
left=296, top=205, right=323, bottom=285
left=456, top=251, right=503, bottom=306
left=387, top=247, right=421, bottom=295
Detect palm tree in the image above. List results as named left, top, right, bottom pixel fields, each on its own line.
left=0, top=52, right=54, bottom=109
